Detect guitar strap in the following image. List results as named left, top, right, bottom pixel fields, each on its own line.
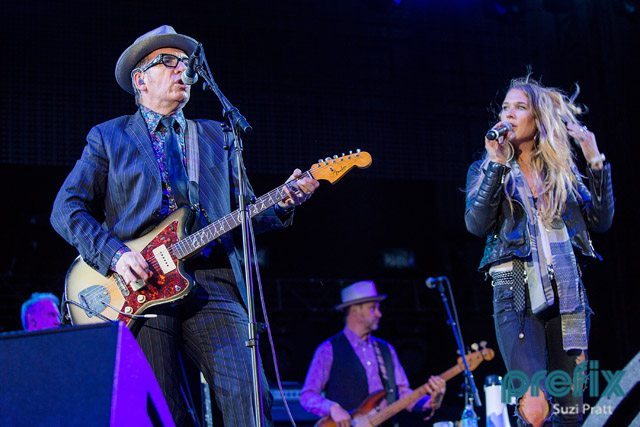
left=185, top=121, right=241, bottom=227
left=186, top=119, right=217, bottom=228
left=373, top=338, right=398, bottom=404
left=185, top=120, right=200, bottom=207
left=222, top=123, right=254, bottom=209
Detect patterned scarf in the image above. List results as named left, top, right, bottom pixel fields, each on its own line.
left=511, top=162, right=588, bottom=351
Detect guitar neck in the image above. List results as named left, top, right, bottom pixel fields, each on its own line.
left=367, top=361, right=465, bottom=426
left=171, top=170, right=313, bottom=259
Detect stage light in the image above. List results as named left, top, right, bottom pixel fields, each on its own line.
left=380, top=248, right=416, bottom=269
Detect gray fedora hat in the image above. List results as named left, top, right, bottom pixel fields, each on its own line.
left=335, top=280, right=387, bottom=310
left=115, top=25, right=198, bottom=94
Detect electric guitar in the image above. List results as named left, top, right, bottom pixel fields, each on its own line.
left=64, top=150, right=372, bottom=326
left=315, top=345, right=495, bottom=427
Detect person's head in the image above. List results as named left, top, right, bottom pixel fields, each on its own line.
left=472, top=76, right=583, bottom=223
left=115, top=25, right=199, bottom=113
left=336, top=281, right=386, bottom=334
left=347, top=301, right=383, bottom=334
left=21, top=292, right=61, bottom=331
left=501, top=77, right=582, bottom=151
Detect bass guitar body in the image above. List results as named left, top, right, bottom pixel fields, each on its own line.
left=315, top=390, right=386, bottom=427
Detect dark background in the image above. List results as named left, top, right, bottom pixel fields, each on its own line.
left=2, top=0, right=639, bottom=424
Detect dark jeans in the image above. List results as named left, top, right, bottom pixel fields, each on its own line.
left=493, top=282, right=590, bottom=427
left=133, top=267, right=273, bottom=426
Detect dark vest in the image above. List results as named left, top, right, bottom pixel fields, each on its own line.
left=325, top=332, right=397, bottom=412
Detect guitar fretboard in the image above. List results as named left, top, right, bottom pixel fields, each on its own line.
left=368, top=358, right=468, bottom=425
left=171, top=171, right=313, bottom=259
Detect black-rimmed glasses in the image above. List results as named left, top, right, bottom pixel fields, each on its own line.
left=141, top=53, right=189, bottom=72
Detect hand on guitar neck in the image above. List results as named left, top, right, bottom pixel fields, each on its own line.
left=421, top=376, right=446, bottom=415
left=278, top=168, right=319, bottom=210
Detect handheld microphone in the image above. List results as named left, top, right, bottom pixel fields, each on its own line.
left=425, top=276, right=447, bottom=289
left=181, top=43, right=202, bottom=85
left=485, top=122, right=512, bottom=141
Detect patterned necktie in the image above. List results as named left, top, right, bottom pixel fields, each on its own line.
left=161, top=116, right=189, bottom=207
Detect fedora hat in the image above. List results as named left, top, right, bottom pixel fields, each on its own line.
left=335, top=281, right=386, bottom=310
left=115, top=25, right=198, bottom=94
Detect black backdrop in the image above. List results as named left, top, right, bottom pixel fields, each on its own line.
left=3, top=0, right=639, bottom=423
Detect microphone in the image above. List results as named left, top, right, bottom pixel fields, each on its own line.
left=485, top=122, right=512, bottom=141
left=181, top=43, right=202, bottom=85
left=425, top=276, right=447, bottom=289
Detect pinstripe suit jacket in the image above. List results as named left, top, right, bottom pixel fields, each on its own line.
left=51, top=109, right=291, bottom=306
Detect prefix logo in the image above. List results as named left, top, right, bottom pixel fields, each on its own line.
left=502, top=360, right=625, bottom=402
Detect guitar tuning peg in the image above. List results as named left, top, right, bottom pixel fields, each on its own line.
left=480, top=340, right=487, bottom=348
left=471, top=343, right=479, bottom=351
left=341, top=153, right=345, bottom=157
left=333, top=155, right=338, bottom=159
left=324, top=157, right=331, bottom=162
left=317, top=159, right=323, bottom=164
left=456, top=349, right=461, bottom=356
left=356, top=148, right=361, bottom=153
left=349, top=150, right=353, bottom=155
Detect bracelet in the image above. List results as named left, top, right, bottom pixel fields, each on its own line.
left=588, top=152, right=605, bottom=168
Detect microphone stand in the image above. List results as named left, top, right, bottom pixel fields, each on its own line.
left=194, top=46, right=265, bottom=427
left=433, top=277, right=482, bottom=409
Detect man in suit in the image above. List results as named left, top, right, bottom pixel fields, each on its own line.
left=50, top=25, right=318, bottom=426
left=300, top=281, right=446, bottom=426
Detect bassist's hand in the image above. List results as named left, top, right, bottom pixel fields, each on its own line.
left=329, top=403, right=351, bottom=427
left=115, top=251, right=151, bottom=284
left=425, top=375, right=446, bottom=410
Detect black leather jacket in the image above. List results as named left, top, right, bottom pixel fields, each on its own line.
left=465, top=160, right=615, bottom=271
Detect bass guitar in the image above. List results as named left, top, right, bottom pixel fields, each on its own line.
left=315, top=344, right=495, bottom=427
left=64, top=150, right=372, bottom=326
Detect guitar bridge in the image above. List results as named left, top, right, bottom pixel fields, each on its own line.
left=114, top=274, right=131, bottom=296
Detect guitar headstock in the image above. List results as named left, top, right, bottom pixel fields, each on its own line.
left=310, top=149, right=372, bottom=184
left=458, top=341, right=495, bottom=371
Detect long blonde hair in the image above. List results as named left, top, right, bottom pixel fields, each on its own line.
left=470, top=77, right=583, bottom=224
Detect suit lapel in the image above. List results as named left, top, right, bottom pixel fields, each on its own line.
left=125, top=110, right=161, bottom=184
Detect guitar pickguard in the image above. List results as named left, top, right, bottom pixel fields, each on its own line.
left=115, top=221, right=190, bottom=320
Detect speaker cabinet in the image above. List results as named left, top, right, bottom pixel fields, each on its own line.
left=0, top=322, right=174, bottom=426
